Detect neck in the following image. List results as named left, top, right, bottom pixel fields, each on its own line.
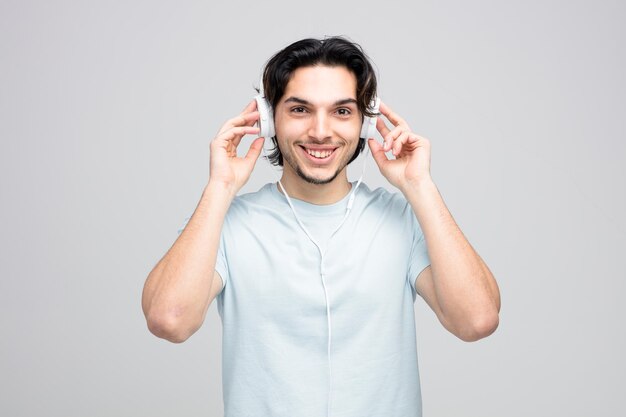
left=278, top=169, right=352, bottom=205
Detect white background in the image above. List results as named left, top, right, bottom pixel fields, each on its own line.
left=1, top=0, right=624, bottom=415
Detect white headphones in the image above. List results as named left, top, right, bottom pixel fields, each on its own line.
left=254, top=83, right=276, bottom=139
left=254, top=82, right=380, bottom=140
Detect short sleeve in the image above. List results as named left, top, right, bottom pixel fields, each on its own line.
left=177, top=214, right=228, bottom=291
left=406, top=208, right=431, bottom=293
left=214, top=232, right=228, bottom=290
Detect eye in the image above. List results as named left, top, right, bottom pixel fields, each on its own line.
left=335, top=108, right=352, bottom=117
left=290, top=106, right=308, bottom=114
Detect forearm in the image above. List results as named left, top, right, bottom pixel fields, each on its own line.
left=141, top=181, right=236, bottom=342
left=402, top=178, right=500, bottom=336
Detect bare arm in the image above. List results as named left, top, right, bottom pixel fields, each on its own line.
left=142, top=183, right=235, bottom=343
left=368, top=101, right=500, bottom=342
left=408, top=180, right=500, bottom=342
left=141, top=101, right=265, bottom=343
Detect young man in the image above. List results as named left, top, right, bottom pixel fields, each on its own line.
left=142, top=37, right=500, bottom=416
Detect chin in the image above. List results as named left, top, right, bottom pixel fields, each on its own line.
left=295, top=168, right=342, bottom=185
left=281, top=142, right=354, bottom=185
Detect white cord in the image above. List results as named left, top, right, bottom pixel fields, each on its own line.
left=262, top=140, right=370, bottom=417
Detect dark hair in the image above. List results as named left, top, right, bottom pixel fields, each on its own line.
left=261, top=36, right=378, bottom=166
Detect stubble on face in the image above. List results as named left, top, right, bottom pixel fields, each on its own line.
left=279, top=139, right=359, bottom=185
left=274, top=66, right=362, bottom=187
left=283, top=142, right=358, bottom=185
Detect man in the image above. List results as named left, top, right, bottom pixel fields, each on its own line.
left=142, top=37, right=500, bottom=416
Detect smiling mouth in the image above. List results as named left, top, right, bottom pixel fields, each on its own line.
left=299, top=145, right=338, bottom=160
left=306, top=149, right=333, bottom=159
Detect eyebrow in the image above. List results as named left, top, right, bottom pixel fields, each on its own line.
left=283, top=96, right=358, bottom=106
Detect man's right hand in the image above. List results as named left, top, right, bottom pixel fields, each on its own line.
left=209, top=100, right=265, bottom=195
left=142, top=102, right=265, bottom=343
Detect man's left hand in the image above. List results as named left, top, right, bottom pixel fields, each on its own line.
left=367, top=101, right=432, bottom=190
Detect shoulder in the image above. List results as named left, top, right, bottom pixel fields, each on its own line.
left=356, top=183, right=411, bottom=213
left=225, top=182, right=288, bottom=220
left=353, top=183, right=419, bottom=235
left=230, top=183, right=278, bottom=208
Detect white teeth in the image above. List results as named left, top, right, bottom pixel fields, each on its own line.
left=306, top=149, right=332, bottom=159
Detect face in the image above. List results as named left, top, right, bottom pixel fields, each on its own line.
left=274, top=65, right=362, bottom=185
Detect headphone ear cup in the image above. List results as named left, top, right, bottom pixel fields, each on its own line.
left=360, top=97, right=380, bottom=139
left=254, top=95, right=275, bottom=138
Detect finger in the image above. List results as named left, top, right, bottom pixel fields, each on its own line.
left=242, top=110, right=260, bottom=128
left=231, top=111, right=260, bottom=129
left=231, top=130, right=253, bottom=148
left=407, top=133, right=420, bottom=146
left=368, top=138, right=389, bottom=170
left=217, top=126, right=261, bottom=144
left=241, top=99, right=257, bottom=113
left=218, top=111, right=260, bottom=135
left=392, top=131, right=410, bottom=156
left=384, top=125, right=407, bottom=152
left=376, top=117, right=392, bottom=149
left=233, top=126, right=262, bottom=149
left=379, top=101, right=409, bottom=128
left=231, top=135, right=243, bottom=149
left=244, top=137, right=265, bottom=168
left=241, top=101, right=259, bottom=128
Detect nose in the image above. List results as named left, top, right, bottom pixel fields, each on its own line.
left=308, top=111, right=332, bottom=142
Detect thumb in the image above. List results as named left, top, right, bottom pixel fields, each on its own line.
left=368, top=138, right=388, bottom=170
left=244, top=137, right=265, bottom=168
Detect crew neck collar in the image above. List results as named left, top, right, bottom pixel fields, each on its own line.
left=269, top=181, right=356, bottom=215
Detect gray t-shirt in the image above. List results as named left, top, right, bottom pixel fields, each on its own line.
left=184, top=182, right=430, bottom=416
